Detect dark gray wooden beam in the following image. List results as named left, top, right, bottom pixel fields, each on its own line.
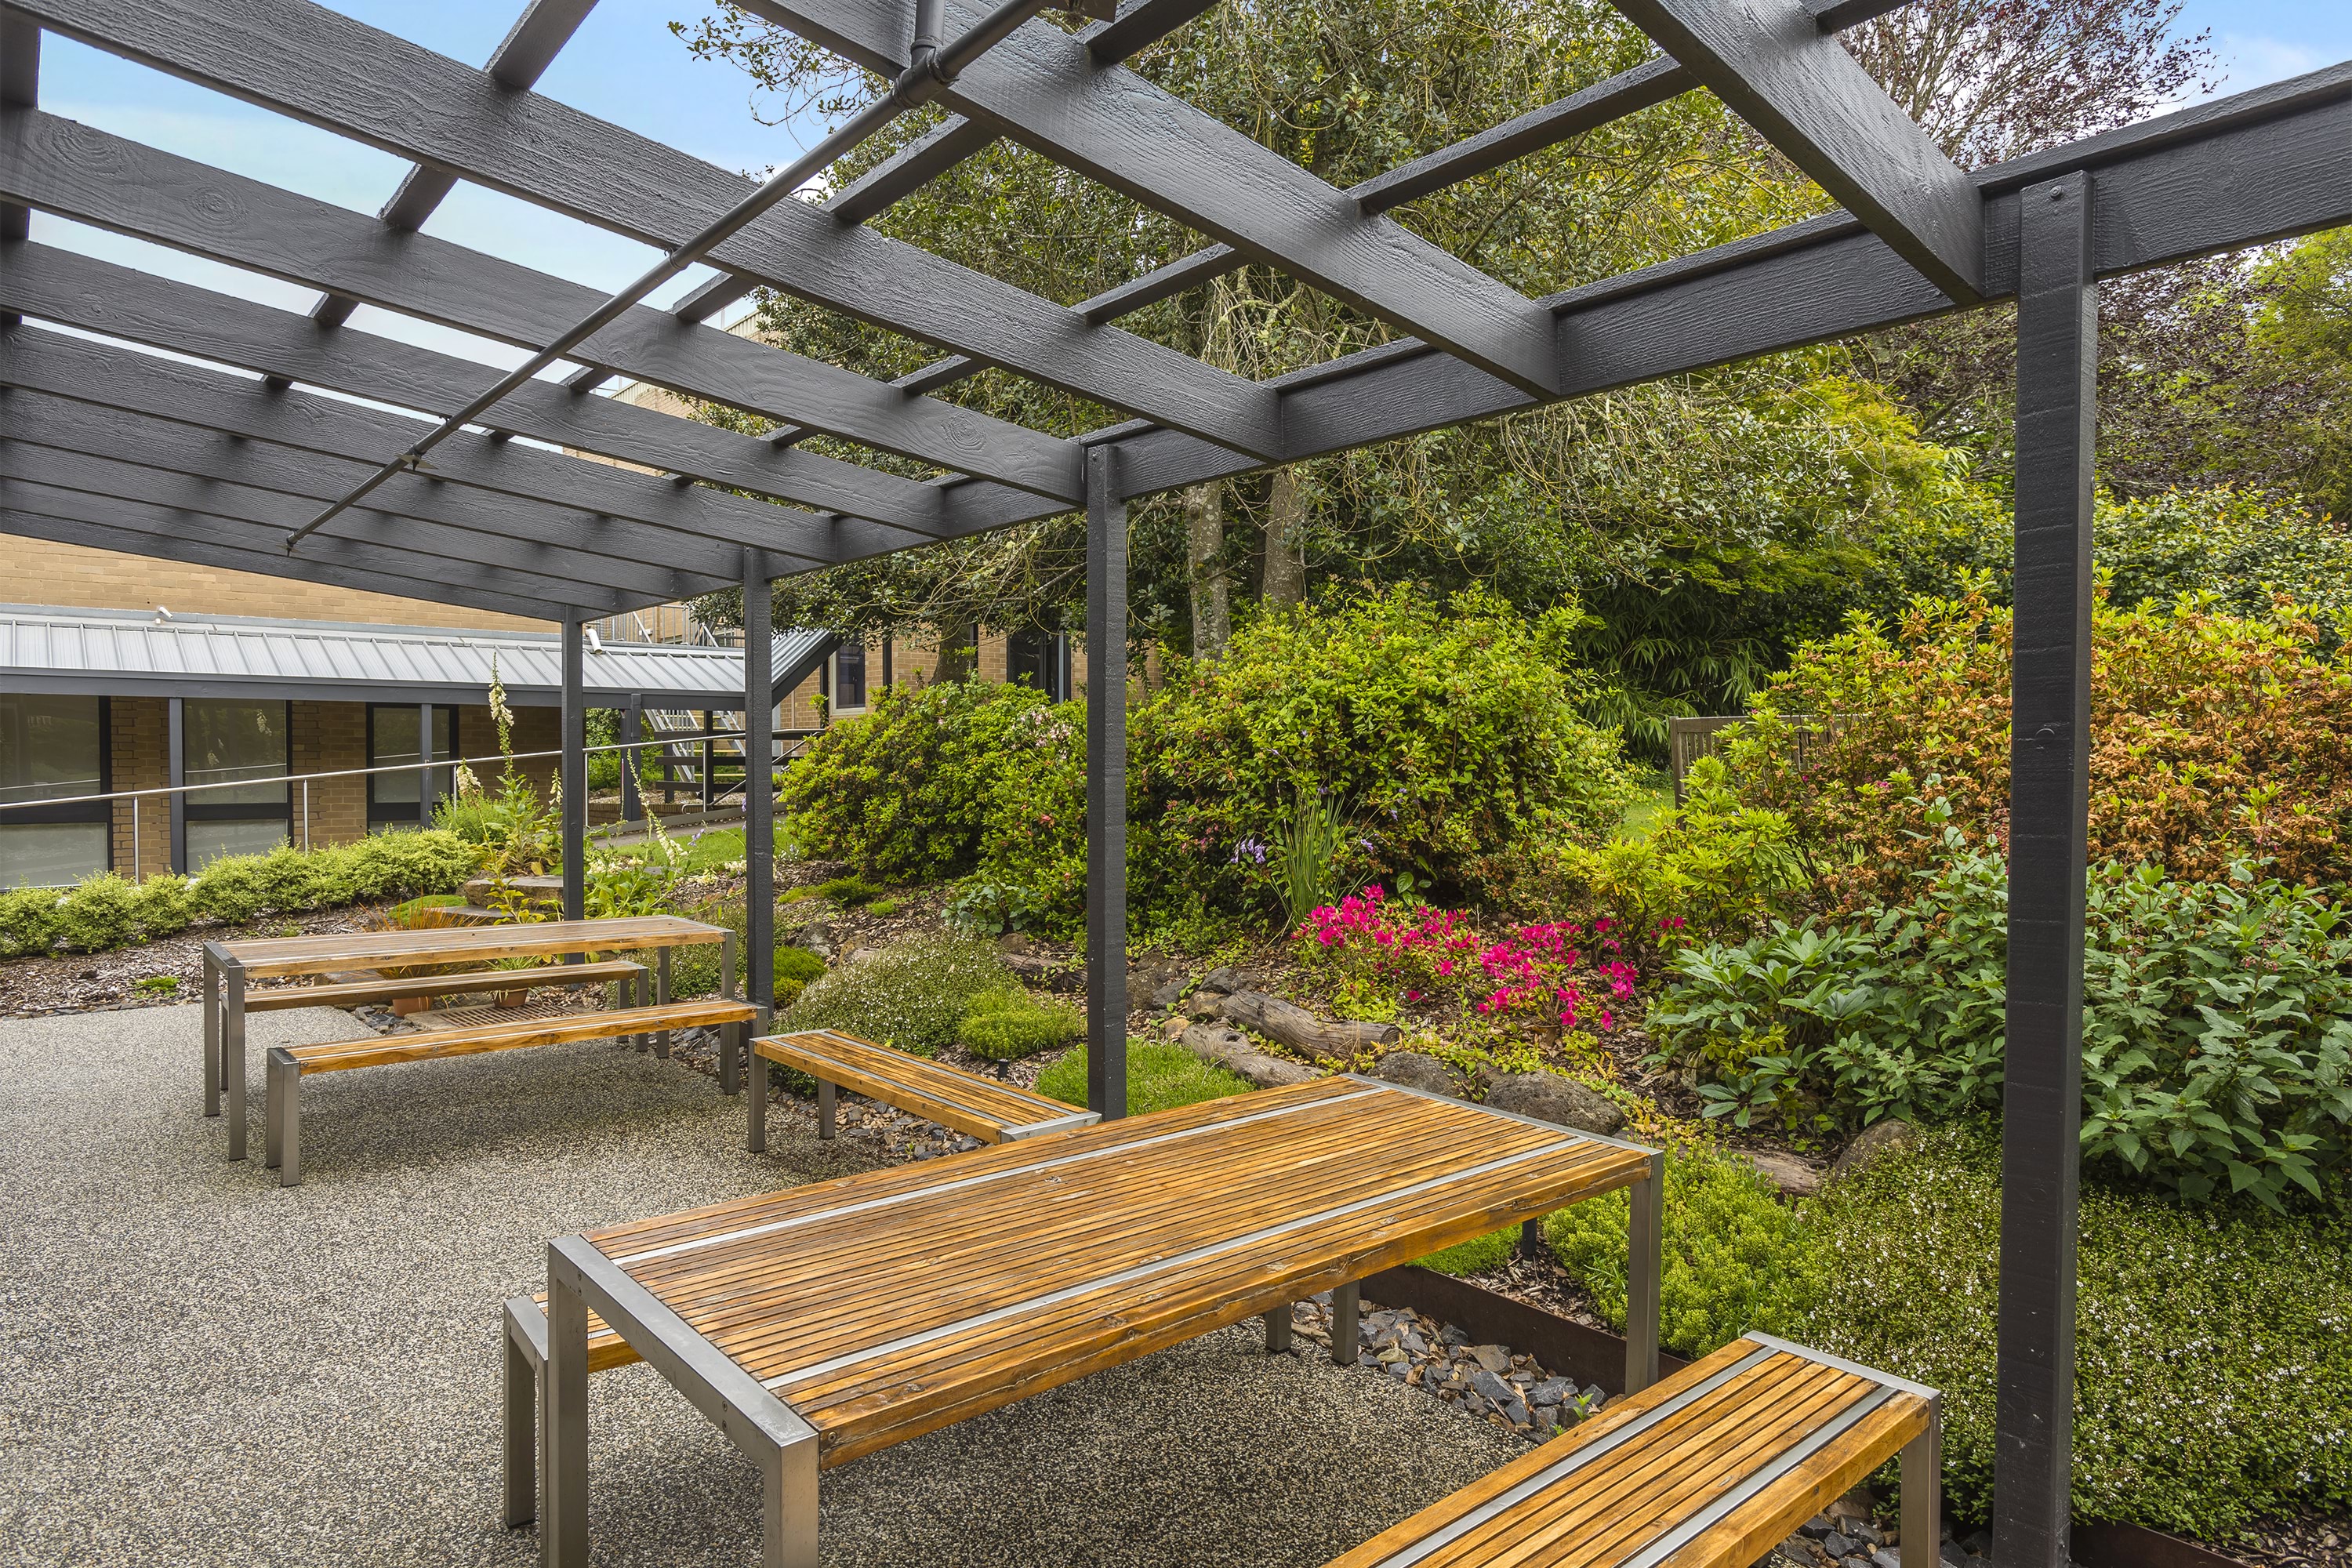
left=0, top=15, right=31, bottom=257
left=0, top=109, right=1083, bottom=503
left=0, top=324, right=900, bottom=566
left=1994, top=168, right=2094, bottom=1568
left=0, top=428, right=709, bottom=603
left=0, top=241, right=937, bottom=546
left=1610, top=0, right=1984, bottom=302
left=315, top=0, right=601, bottom=329
left=12, top=0, right=1283, bottom=459
left=825, top=115, right=999, bottom=227
left=927, top=60, right=2352, bottom=537
left=0, top=506, right=579, bottom=622
left=0, top=470, right=633, bottom=613
left=0, top=384, right=753, bottom=594
left=1083, top=0, right=1219, bottom=60
left=744, top=0, right=1564, bottom=398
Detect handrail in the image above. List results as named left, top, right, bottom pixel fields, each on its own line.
left=0, top=731, right=760, bottom=812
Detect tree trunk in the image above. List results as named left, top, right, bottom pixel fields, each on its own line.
left=931, top=621, right=974, bottom=682
left=1184, top=481, right=1232, bottom=658
left=1261, top=467, right=1307, bottom=608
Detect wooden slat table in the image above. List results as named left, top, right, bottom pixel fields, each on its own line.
left=535, top=1075, right=1665, bottom=1568
left=201, top=915, right=743, bottom=1163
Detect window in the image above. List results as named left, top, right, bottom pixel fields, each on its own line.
left=1006, top=631, right=1070, bottom=702
left=182, top=700, right=289, bottom=867
left=0, top=695, right=110, bottom=887
left=832, top=644, right=868, bottom=713
left=368, top=706, right=457, bottom=827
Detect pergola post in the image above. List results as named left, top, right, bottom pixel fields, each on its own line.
left=1084, top=445, right=1127, bottom=1120
left=417, top=700, right=434, bottom=829
left=1994, top=169, right=2097, bottom=1568
left=620, top=692, right=643, bottom=825
left=560, top=610, right=586, bottom=923
left=742, top=549, right=775, bottom=1076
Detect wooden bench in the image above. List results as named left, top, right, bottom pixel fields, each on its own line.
left=1324, top=1334, right=1940, bottom=1568
left=262, top=997, right=759, bottom=1185
left=746, top=1028, right=1100, bottom=1152
left=241, top=959, right=648, bottom=1015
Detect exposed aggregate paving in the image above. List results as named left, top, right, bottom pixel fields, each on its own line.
left=0, top=1004, right=1521, bottom=1566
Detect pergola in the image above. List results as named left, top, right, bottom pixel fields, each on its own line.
left=2, top=0, right=2346, bottom=1558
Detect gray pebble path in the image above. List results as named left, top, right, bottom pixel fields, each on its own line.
left=0, top=1004, right=1519, bottom=1566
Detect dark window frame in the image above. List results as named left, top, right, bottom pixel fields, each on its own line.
left=180, top=699, right=292, bottom=841
left=0, top=695, right=114, bottom=879
left=365, top=703, right=459, bottom=827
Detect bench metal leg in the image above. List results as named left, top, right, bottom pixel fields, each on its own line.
left=655, top=948, right=673, bottom=1058
left=1901, top=1407, right=1943, bottom=1568
left=1521, top=1215, right=1544, bottom=1259
left=503, top=1298, right=545, bottom=1530
left=1264, top=1305, right=1293, bottom=1354
left=717, top=931, right=740, bottom=1096
left=267, top=1049, right=301, bottom=1187
left=1331, top=1281, right=1359, bottom=1367
left=1624, top=1152, right=1664, bottom=1395
left=816, top=1080, right=836, bottom=1141
left=223, top=962, right=248, bottom=1162
left=201, top=947, right=221, bottom=1117
left=747, top=1054, right=769, bottom=1153
left=757, top=1425, right=821, bottom=1568
left=543, top=1270, right=591, bottom=1568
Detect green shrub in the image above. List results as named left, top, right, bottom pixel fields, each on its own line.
left=1035, top=1037, right=1255, bottom=1116
left=780, top=679, right=1056, bottom=882
left=0, top=886, right=61, bottom=956
left=131, top=875, right=193, bottom=940
left=773, top=944, right=826, bottom=985
left=866, top=897, right=900, bottom=918
left=1137, top=585, right=1637, bottom=916
left=255, top=844, right=341, bottom=913
left=1543, top=1141, right=1806, bottom=1359
left=1653, top=839, right=2352, bottom=1207
left=1414, top=1224, right=1522, bottom=1276
left=815, top=875, right=880, bottom=907
left=189, top=855, right=267, bottom=924
left=53, top=872, right=143, bottom=953
left=956, top=984, right=1082, bottom=1062
left=1796, top=1125, right=2352, bottom=1539
left=340, top=829, right=478, bottom=902
left=776, top=934, right=1005, bottom=1054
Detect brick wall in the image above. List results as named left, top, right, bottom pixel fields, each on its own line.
left=107, top=696, right=168, bottom=882
left=291, top=702, right=368, bottom=848
left=8, top=537, right=550, bottom=632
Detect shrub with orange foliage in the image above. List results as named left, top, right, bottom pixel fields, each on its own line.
left=1725, top=590, right=2352, bottom=909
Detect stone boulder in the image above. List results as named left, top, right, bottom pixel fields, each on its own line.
left=1829, top=1118, right=1915, bottom=1181
left=1481, top=1073, right=1627, bottom=1137
left=1740, top=1149, right=1824, bottom=1199
left=1178, top=1022, right=1314, bottom=1089
left=1370, top=1051, right=1461, bottom=1098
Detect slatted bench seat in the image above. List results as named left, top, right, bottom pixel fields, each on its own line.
left=261, top=997, right=760, bottom=1186
left=746, top=1028, right=1100, bottom=1152
left=241, top=959, right=648, bottom=1014
left=1324, top=1334, right=1939, bottom=1568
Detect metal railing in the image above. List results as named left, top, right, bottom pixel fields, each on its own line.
left=0, top=729, right=804, bottom=880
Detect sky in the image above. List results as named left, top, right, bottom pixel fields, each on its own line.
left=16, top=0, right=2352, bottom=398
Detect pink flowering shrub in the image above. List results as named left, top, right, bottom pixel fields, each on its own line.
left=1301, top=886, right=1642, bottom=1033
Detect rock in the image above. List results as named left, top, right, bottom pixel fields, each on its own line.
left=1147, top=976, right=1190, bottom=1011
left=1468, top=1368, right=1515, bottom=1406
left=996, top=932, right=1037, bottom=956
left=1371, top=1051, right=1461, bottom=1098
left=844, top=946, right=880, bottom=967
left=1195, top=965, right=1254, bottom=997
left=1872, top=1550, right=1902, bottom=1568
left=1742, top=1149, right=1825, bottom=1198
left=1530, top=1376, right=1573, bottom=1406
left=1158, top=1016, right=1191, bottom=1040
left=1831, top=1118, right=1917, bottom=1180
left=1468, top=1343, right=1513, bottom=1374
left=1824, top=1534, right=1857, bottom=1559
left=1801, top=1518, right=1835, bottom=1540
left=1482, top=1073, right=1628, bottom=1137
left=1501, top=1397, right=1533, bottom=1428
left=1177, top=1022, right=1314, bottom=1088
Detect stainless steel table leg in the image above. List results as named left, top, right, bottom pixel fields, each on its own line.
left=817, top=1079, right=835, bottom=1141
left=747, top=1049, right=769, bottom=1153
left=1901, top=1406, right=1943, bottom=1568
left=543, top=1260, right=591, bottom=1568
left=1331, top=1281, right=1359, bottom=1367
left=1624, top=1151, right=1664, bottom=1394
left=223, top=957, right=248, bottom=1162
left=201, top=946, right=222, bottom=1117
left=502, top=1298, right=545, bottom=1530
left=718, top=931, right=740, bottom=1095
left=1264, top=1305, right=1293, bottom=1354
left=758, top=1427, right=821, bottom=1568
left=655, top=947, right=673, bottom=1058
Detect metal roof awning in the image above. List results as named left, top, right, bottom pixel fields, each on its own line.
left=0, top=605, right=837, bottom=708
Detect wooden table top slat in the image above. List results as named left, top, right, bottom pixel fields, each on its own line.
left=757, top=1030, right=1083, bottom=1128
left=219, top=916, right=728, bottom=978
left=583, top=1077, right=1654, bottom=1461
left=289, top=999, right=758, bottom=1074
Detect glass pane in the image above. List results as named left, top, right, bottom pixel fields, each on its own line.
left=0, top=822, right=108, bottom=888
left=370, top=707, right=455, bottom=809
left=0, top=695, right=104, bottom=806
left=835, top=645, right=867, bottom=711
left=187, top=818, right=289, bottom=869
left=184, top=701, right=289, bottom=807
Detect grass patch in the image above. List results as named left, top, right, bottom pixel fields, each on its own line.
left=1036, top=1039, right=1255, bottom=1117
left=1613, top=769, right=1676, bottom=840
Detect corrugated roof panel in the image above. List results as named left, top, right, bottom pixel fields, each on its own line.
left=0, top=607, right=831, bottom=703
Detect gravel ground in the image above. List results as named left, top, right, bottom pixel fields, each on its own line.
left=0, top=1003, right=1523, bottom=1566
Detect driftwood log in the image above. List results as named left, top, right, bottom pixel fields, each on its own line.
left=1178, top=1023, right=1315, bottom=1088
left=1214, top=989, right=1400, bottom=1057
